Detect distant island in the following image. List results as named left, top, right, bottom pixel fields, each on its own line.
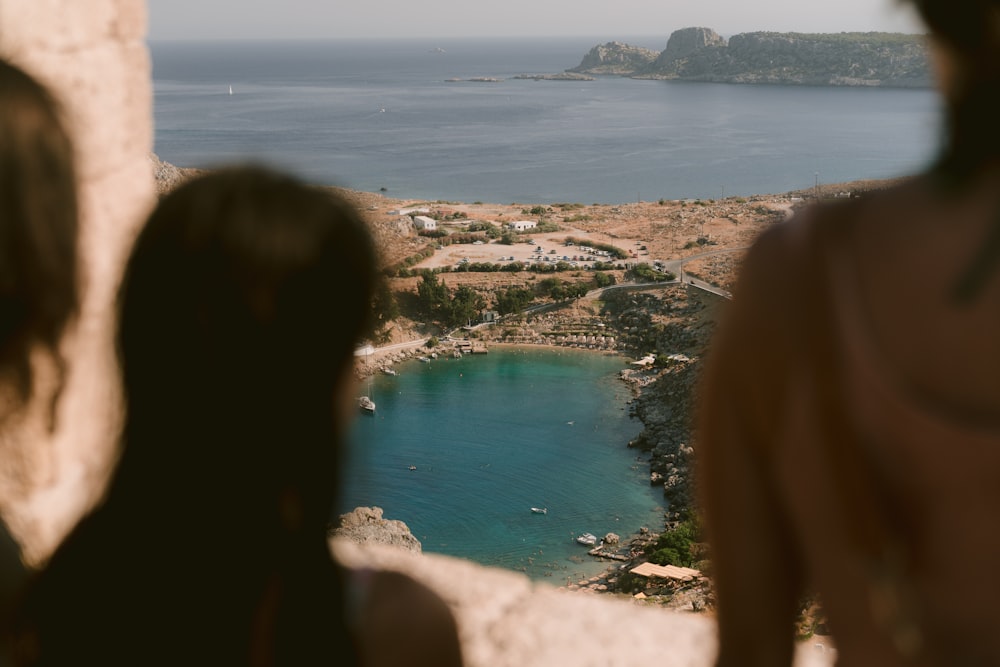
left=566, top=27, right=931, bottom=88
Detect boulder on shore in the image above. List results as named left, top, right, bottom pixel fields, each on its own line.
left=330, top=506, right=422, bottom=553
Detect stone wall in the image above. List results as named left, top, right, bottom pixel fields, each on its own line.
left=0, top=0, right=154, bottom=563
left=334, top=538, right=834, bottom=667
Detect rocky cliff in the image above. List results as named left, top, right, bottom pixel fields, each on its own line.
left=646, top=27, right=728, bottom=76
left=567, top=41, right=659, bottom=75
left=571, top=27, right=931, bottom=87
left=331, top=506, right=423, bottom=553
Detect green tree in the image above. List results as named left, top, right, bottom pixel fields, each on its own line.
left=495, top=287, right=534, bottom=315
left=593, top=271, right=615, bottom=288
left=448, top=286, right=485, bottom=327
left=630, top=262, right=671, bottom=283
left=646, top=514, right=702, bottom=567
left=416, top=272, right=449, bottom=319
left=371, top=275, right=399, bottom=330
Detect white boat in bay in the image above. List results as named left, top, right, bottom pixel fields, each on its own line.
left=530, top=507, right=547, bottom=515
left=358, top=396, right=376, bottom=414
left=576, top=532, right=598, bottom=546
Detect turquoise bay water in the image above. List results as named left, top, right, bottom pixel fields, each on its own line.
left=340, top=348, right=664, bottom=582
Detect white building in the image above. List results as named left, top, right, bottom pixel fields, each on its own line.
left=507, top=220, right=537, bottom=231
left=413, top=215, right=437, bottom=230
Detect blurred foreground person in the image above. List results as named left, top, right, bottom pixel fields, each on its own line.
left=0, top=58, right=78, bottom=665
left=15, top=167, right=462, bottom=667
left=699, top=0, right=1000, bottom=664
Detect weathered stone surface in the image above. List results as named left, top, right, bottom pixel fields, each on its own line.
left=0, top=0, right=153, bottom=564
left=150, top=153, right=198, bottom=194
left=333, top=538, right=836, bottom=666
left=650, top=27, right=727, bottom=73
left=568, top=41, right=659, bottom=75
left=332, top=506, right=423, bottom=553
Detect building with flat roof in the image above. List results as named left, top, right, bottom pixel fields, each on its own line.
left=413, top=215, right=437, bottom=230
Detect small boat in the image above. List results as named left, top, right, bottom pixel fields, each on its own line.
left=530, top=507, right=547, bottom=515
left=382, top=368, right=397, bottom=376
left=358, top=396, right=376, bottom=414
left=408, top=465, right=417, bottom=471
left=576, top=532, right=598, bottom=546
left=228, top=84, right=233, bottom=95
left=417, top=356, right=431, bottom=363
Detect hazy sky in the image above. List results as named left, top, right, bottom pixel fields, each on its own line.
left=147, top=0, right=924, bottom=42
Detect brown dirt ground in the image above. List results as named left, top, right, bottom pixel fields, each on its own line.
left=341, top=177, right=906, bottom=347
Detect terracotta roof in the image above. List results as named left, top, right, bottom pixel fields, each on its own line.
left=630, top=562, right=701, bottom=580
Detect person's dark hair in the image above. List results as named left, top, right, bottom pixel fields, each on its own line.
left=903, top=0, right=1000, bottom=300
left=0, top=59, right=78, bottom=424
left=113, top=166, right=377, bottom=529
left=905, top=0, right=1000, bottom=176
left=13, top=167, right=379, bottom=665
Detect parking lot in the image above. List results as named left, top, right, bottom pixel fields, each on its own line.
left=413, top=231, right=638, bottom=270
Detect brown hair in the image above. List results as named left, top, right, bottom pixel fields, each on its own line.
left=903, top=0, right=1000, bottom=301
left=906, top=0, right=1000, bottom=175
left=14, top=167, right=378, bottom=665
left=0, top=59, right=79, bottom=424
left=114, top=165, right=377, bottom=527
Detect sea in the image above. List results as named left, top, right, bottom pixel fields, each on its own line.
left=151, top=37, right=940, bottom=581
left=340, top=348, right=656, bottom=582
left=150, top=37, right=942, bottom=205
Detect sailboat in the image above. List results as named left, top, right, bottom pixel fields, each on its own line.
left=228, top=84, right=233, bottom=95
left=358, top=346, right=375, bottom=414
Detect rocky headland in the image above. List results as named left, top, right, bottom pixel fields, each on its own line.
left=569, top=26, right=931, bottom=87
left=331, top=506, right=423, bottom=553
left=567, top=41, right=660, bottom=75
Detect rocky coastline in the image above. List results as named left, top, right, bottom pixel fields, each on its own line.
left=153, top=154, right=892, bottom=610
left=568, top=27, right=931, bottom=88
left=352, top=282, right=715, bottom=603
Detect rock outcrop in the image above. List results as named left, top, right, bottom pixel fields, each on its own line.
left=571, top=27, right=931, bottom=87
left=331, top=506, right=423, bottom=553
left=149, top=153, right=199, bottom=195
left=667, top=31, right=931, bottom=87
left=567, top=41, right=659, bottom=75
left=646, top=27, right=727, bottom=75
left=630, top=359, right=700, bottom=514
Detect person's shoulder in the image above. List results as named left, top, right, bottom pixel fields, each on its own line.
left=350, top=568, right=463, bottom=667
left=784, top=177, right=931, bottom=244
left=746, top=180, right=921, bottom=280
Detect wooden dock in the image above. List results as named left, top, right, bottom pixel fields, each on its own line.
left=587, top=546, right=630, bottom=562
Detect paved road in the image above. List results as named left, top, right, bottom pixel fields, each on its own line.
left=524, top=246, right=746, bottom=315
